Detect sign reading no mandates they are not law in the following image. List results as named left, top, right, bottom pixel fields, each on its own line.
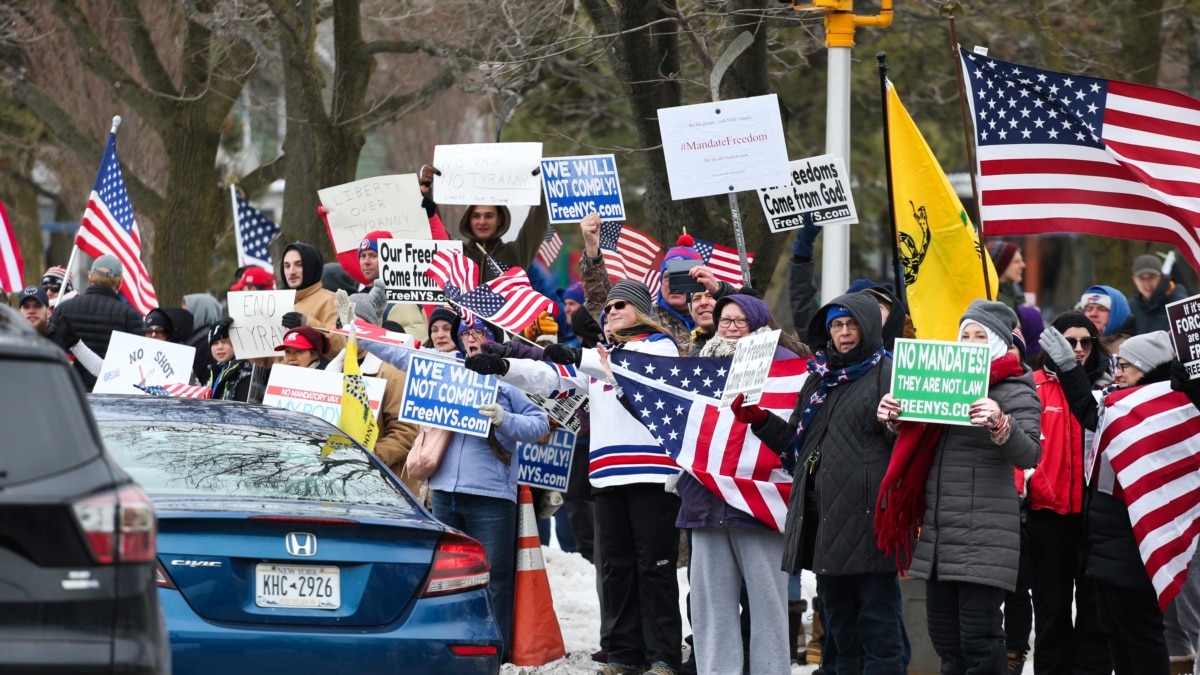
left=398, top=352, right=499, bottom=438
left=891, top=338, right=990, bottom=425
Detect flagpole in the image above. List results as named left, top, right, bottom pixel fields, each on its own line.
left=230, top=185, right=245, bottom=270
left=876, top=53, right=907, bottom=308
left=941, top=2, right=993, bottom=299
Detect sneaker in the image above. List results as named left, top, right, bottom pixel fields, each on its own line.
left=598, top=664, right=641, bottom=675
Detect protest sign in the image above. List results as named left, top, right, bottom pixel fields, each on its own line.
left=261, top=365, right=386, bottom=426
left=432, top=143, right=543, bottom=206
left=719, top=330, right=780, bottom=408
left=540, top=154, right=626, bottom=224
left=657, top=94, right=790, bottom=200
left=94, top=332, right=197, bottom=395
left=526, top=393, right=585, bottom=434
left=516, top=428, right=576, bottom=491
left=318, top=174, right=430, bottom=254
left=227, top=290, right=296, bottom=359
left=378, top=239, right=464, bottom=303
left=756, top=155, right=859, bottom=232
left=399, top=352, right=499, bottom=437
left=326, top=320, right=418, bottom=349
left=891, top=338, right=990, bottom=425
left=1167, top=293, right=1200, bottom=379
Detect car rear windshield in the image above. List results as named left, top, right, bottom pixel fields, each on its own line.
left=97, top=422, right=410, bottom=507
left=0, top=360, right=100, bottom=484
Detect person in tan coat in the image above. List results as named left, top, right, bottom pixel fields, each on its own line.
left=278, top=242, right=345, bottom=354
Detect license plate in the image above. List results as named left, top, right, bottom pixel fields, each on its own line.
left=255, top=563, right=341, bottom=609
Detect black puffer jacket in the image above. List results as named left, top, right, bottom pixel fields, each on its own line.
left=753, top=292, right=895, bottom=576
left=51, top=285, right=143, bottom=389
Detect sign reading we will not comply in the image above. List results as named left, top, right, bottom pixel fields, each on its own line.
left=891, top=338, right=990, bottom=426
left=540, top=154, right=626, bottom=224
left=516, top=427, right=576, bottom=491
left=399, top=352, right=499, bottom=438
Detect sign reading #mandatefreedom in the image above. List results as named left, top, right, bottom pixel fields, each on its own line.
left=540, top=154, right=626, bottom=224
left=318, top=174, right=430, bottom=253
left=432, top=143, right=544, bottom=206
left=890, top=338, right=990, bottom=425
left=398, top=352, right=499, bottom=438
left=516, top=427, right=576, bottom=491
left=756, top=155, right=859, bottom=232
left=1167, top=293, right=1200, bottom=380
left=378, top=239, right=464, bottom=304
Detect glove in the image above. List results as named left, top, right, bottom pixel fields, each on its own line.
left=791, top=215, right=821, bottom=260
left=571, top=306, right=603, bottom=348
left=543, top=343, right=581, bottom=366
left=479, top=402, right=506, bottom=427
left=524, top=311, right=559, bottom=344
left=465, top=353, right=509, bottom=376
left=1038, top=326, right=1078, bottom=373
left=968, top=398, right=1011, bottom=444
left=54, top=315, right=79, bottom=348
left=281, top=311, right=307, bottom=330
left=333, top=290, right=353, bottom=328
left=483, top=341, right=519, bottom=358
left=730, top=393, right=769, bottom=426
left=368, top=278, right=388, bottom=314
left=1171, top=361, right=1200, bottom=411
left=421, top=195, right=438, bottom=219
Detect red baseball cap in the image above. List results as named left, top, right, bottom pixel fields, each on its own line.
left=231, top=266, right=276, bottom=291
left=274, top=326, right=328, bottom=355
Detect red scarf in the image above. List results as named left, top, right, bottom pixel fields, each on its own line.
left=873, top=353, right=1025, bottom=570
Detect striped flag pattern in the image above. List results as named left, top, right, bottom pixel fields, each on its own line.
left=609, top=350, right=808, bottom=532
left=537, top=225, right=563, bottom=267
left=599, top=221, right=661, bottom=283
left=960, top=47, right=1200, bottom=271
left=1096, top=380, right=1200, bottom=609
left=0, top=200, right=24, bottom=292
left=425, top=248, right=480, bottom=298
left=77, top=132, right=157, bottom=315
left=452, top=267, right=557, bottom=333
left=136, top=383, right=212, bottom=399
left=694, top=237, right=753, bottom=286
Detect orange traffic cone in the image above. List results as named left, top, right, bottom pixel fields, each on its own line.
left=509, top=484, right=567, bottom=666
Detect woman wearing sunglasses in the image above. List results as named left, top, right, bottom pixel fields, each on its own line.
left=464, top=279, right=685, bottom=675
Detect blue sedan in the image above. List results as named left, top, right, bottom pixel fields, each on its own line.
left=90, top=395, right=502, bottom=675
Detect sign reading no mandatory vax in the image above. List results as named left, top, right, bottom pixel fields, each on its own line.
left=398, top=352, right=499, bottom=438
left=262, top=365, right=385, bottom=426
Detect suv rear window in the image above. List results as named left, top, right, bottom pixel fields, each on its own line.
left=0, top=361, right=101, bottom=484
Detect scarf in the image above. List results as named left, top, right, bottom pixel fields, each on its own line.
left=698, top=325, right=774, bottom=358
left=873, top=353, right=1025, bottom=570
left=793, top=346, right=888, bottom=452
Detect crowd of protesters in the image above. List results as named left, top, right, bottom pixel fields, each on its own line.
left=12, top=167, right=1200, bottom=675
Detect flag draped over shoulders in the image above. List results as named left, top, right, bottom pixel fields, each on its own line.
left=887, top=80, right=998, bottom=341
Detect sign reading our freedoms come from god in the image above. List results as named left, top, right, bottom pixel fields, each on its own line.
left=755, top=155, right=858, bottom=232
left=890, top=338, right=990, bottom=425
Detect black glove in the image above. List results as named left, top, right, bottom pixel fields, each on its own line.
left=280, top=311, right=307, bottom=330
left=542, top=343, right=582, bottom=366
left=483, top=341, right=519, bottom=358
left=1171, top=361, right=1200, bottom=411
left=571, top=306, right=603, bottom=348
left=422, top=195, right=438, bottom=219
left=49, top=315, right=79, bottom=350
left=465, top=353, right=509, bottom=376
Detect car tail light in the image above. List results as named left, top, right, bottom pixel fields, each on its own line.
left=72, top=484, right=157, bottom=564
left=154, top=562, right=177, bottom=589
left=448, top=644, right=499, bottom=657
left=421, top=533, right=490, bottom=597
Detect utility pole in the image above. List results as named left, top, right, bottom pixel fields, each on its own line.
left=788, top=0, right=893, bottom=302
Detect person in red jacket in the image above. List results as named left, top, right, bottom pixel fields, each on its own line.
left=1025, top=311, right=1113, bottom=674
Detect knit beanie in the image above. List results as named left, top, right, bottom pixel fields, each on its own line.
left=959, top=299, right=1016, bottom=361
left=606, top=280, right=653, bottom=317
left=1078, top=285, right=1132, bottom=336
left=360, top=230, right=391, bottom=255
left=428, top=306, right=461, bottom=336
left=825, top=305, right=853, bottom=328
left=659, top=234, right=704, bottom=274
left=987, top=241, right=1019, bottom=273
left=348, top=280, right=388, bottom=327
left=1015, top=305, right=1045, bottom=358
left=713, top=294, right=772, bottom=332
left=1132, top=254, right=1163, bottom=277
left=1119, top=330, right=1175, bottom=373
left=560, top=282, right=585, bottom=306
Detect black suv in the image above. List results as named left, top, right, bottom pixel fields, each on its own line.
left=0, top=304, right=168, bottom=673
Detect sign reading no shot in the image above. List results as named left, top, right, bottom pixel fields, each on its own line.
left=756, top=155, right=859, bottom=232
left=890, top=338, right=990, bottom=426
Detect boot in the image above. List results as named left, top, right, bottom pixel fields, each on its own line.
left=1006, top=650, right=1026, bottom=675
left=788, top=600, right=807, bottom=664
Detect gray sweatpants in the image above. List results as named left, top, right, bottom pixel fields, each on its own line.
left=691, top=526, right=791, bottom=675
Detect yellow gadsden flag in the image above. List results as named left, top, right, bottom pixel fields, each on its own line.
left=340, top=323, right=379, bottom=451
left=887, top=81, right=998, bottom=341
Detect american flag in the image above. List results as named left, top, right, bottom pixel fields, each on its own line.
left=231, top=187, right=281, bottom=271
left=425, top=248, right=480, bottom=299
left=451, top=267, right=556, bottom=333
left=136, top=383, right=212, bottom=399
left=77, top=132, right=157, bottom=315
left=960, top=47, right=1200, bottom=270
left=537, top=225, right=563, bottom=267
left=694, top=237, right=753, bottom=287
left=1096, top=380, right=1200, bottom=609
left=599, top=221, right=661, bottom=282
left=0, top=200, right=23, bottom=292
left=609, top=350, right=807, bottom=532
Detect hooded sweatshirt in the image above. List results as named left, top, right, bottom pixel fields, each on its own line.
left=457, top=199, right=549, bottom=282
left=280, top=242, right=344, bottom=354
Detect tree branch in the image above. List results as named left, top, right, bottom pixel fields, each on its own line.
left=112, top=0, right=179, bottom=97
left=361, top=70, right=457, bottom=132
left=237, top=153, right=286, bottom=198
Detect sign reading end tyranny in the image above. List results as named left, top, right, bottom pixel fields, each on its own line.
left=891, top=338, right=990, bottom=426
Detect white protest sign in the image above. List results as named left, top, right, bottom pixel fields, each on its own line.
left=432, top=142, right=544, bottom=206
left=378, top=239, right=464, bottom=304
left=226, top=290, right=296, bottom=359
left=94, top=332, right=198, bottom=395
left=540, top=154, right=626, bottom=224
left=756, top=155, right=858, bottom=232
left=262, top=364, right=387, bottom=426
left=526, top=393, right=585, bottom=434
left=719, top=330, right=780, bottom=408
left=318, top=174, right=430, bottom=254
left=657, top=94, right=790, bottom=200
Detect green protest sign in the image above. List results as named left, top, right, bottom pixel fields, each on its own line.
left=890, top=338, right=990, bottom=426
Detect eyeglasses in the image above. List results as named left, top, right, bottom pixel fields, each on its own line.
left=603, top=300, right=628, bottom=313
left=145, top=327, right=167, bottom=336
left=461, top=329, right=487, bottom=341
left=828, top=319, right=860, bottom=333
left=1116, top=360, right=1134, bottom=372
left=718, top=317, right=749, bottom=328
left=1066, top=336, right=1093, bottom=349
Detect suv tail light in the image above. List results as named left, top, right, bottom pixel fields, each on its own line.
left=420, top=533, right=490, bottom=597
left=72, top=484, right=157, bottom=564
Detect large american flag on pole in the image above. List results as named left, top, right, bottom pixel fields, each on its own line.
left=445, top=267, right=556, bottom=334
left=0, top=200, right=24, bottom=292
left=609, top=350, right=807, bottom=532
left=599, top=221, right=661, bottom=283
left=1096, top=380, right=1200, bottom=609
left=77, top=130, right=157, bottom=315
left=231, top=187, right=281, bottom=271
left=960, top=47, right=1200, bottom=270
left=694, top=237, right=753, bottom=286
